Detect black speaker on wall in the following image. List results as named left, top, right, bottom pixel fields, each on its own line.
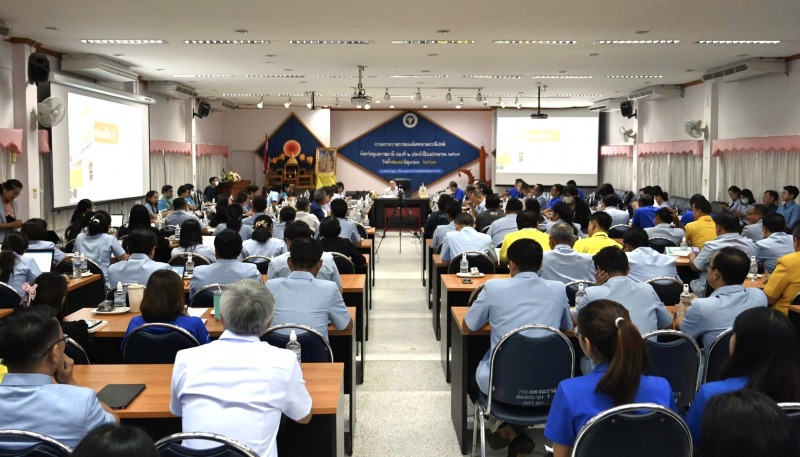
left=28, top=52, right=50, bottom=85
left=193, top=101, right=211, bottom=119
left=620, top=100, right=636, bottom=119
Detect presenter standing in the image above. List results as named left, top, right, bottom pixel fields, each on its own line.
left=384, top=180, right=399, bottom=197
left=0, top=179, right=23, bottom=242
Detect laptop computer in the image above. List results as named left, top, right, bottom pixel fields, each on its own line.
left=170, top=265, right=185, bottom=278
left=202, top=236, right=216, bottom=248
left=23, top=249, right=55, bottom=273
left=109, top=214, right=124, bottom=228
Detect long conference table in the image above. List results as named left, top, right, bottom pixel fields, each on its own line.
left=73, top=363, right=346, bottom=457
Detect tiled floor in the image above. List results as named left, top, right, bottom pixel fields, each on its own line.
left=353, top=233, right=549, bottom=457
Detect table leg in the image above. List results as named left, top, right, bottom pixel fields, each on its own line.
left=330, top=333, right=356, bottom=455
left=451, top=315, right=470, bottom=455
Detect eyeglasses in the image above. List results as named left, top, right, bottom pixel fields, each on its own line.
left=42, top=335, right=68, bottom=356
left=707, top=264, right=717, bottom=271
left=574, top=327, right=581, bottom=339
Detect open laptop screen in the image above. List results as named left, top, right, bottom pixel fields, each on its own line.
left=23, top=249, right=55, bottom=273
left=202, top=236, right=216, bottom=248
left=109, top=214, right=124, bottom=228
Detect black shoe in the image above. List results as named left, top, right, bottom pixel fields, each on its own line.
left=507, top=433, right=535, bottom=457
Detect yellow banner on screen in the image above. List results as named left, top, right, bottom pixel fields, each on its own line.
left=94, top=122, right=119, bottom=144
left=525, top=130, right=560, bottom=142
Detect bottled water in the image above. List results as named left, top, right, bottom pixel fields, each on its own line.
left=175, top=224, right=181, bottom=238
left=363, top=213, right=369, bottom=227
left=748, top=256, right=758, bottom=281
left=156, top=212, right=163, bottom=229
left=286, top=330, right=302, bottom=363
left=575, top=283, right=587, bottom=308
left=113, top=282, right=126, bottom=307
left=459, top=253, right=469, bottom=274
left=680, top=237, right=688, bottom=249
left=185, top=253, right=194, bottom=276
left=680, top=284, right=692, bottom=306
left=80, top=254, right=88, bottom=274
left=72, top=253, right=81, bottom=278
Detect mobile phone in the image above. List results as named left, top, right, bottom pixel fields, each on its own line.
left=84, top=319, right=103, bottom=329
left=461, top=278, right=472, bottom=284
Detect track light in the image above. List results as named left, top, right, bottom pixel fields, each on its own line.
left=445, top=90, right=452, bottom=102
left=335, top=97, right=341, bottom=107
left=415, top=89, right=422, bottom=102
left=514, top=96, right=522, bottom=109
left=456, top=97, right=463, bottom=109
left=476, top=89, right=483, bottom=102
left=384, top=89, right=390, bottom=101
left=364, top=103, right=371, bottom=110
left=306, top=91, right=315, bottom=110
left=499, top=98, right=506, bottom=109
left=284, top=97, right=292, bottom=108
left=482, top=99, right=488, bottom=106
left=256, top=96, right=264, bottom=109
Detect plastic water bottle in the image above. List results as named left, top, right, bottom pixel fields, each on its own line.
left=680, top=237, right=688, bottom=249
left=185, top=253, right=194, bottom=276
left=680, top=284, right=692, bottom=306
left=113, top=282, right=126, bottom=307
left=156, top=212, right=163, bottom=229
left=459, top=253, right=469, bottom=274
left=286, top=330, right=301, bottom=363
left=80, top=253, right=88, bottom=274
left=748, top=256, right=758, bottom=281
left=71, top=253, right=81, bottom=278
left=175, top=224, right=181, bottom=238
left=363, top=213, right=369, bottom=227
left=575, top=283, right=587, bottom=308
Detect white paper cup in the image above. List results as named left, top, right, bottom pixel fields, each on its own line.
left=128, top=284, right=145, bottom=313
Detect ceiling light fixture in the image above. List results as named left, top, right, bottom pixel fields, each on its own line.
left=530, top=75, right=593, bottom=79
left=389, top=74, right=448, bottom=78
left=463, top=75, right=523, bottom=79
left=284, top=97, right=292, bottom=109
left=245, top=74, right=305, bottom=78
left=415, top=89, right=423, bottom=102
left=256, top=97, right=264, bottom=109
left=476, top=89, right=483, bottom=102
left=289, top=40, right=373, bottom=45
left=184, top=39, right=270, bottom=44
left=593, top=39, right=679, bottom=44
left=81, top=39, right=166, bottom=44
left=335, top=97, right=341, bottom=107
left=384, top=89, right=391, bottom=101
left=389, top=105, right=395, bottom=109
left=391, top=40, right=476, bottom=45
left=456, top=97, right=464, bottom=108
left=605, top=75, right=664, bottom=79
left=445, top=90, right=453, bottom=102
left=492, top=40, right=577, bottom=45
left=364, top=103, right=371, bottom=110
left=696, top=40, right=781, bottom=44
left=499, top=98, right=506, bottom=109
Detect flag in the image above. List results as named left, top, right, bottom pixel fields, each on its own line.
left=263, top=133, right=269, bottom=175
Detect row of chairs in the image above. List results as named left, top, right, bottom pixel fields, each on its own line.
left=0, top=430, right=260, bottom=457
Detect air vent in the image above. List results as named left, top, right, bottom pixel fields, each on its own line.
left=627, top=85, right=682, bottom=101
left=147, top=81, right=199, bottom=100
left=702, top=58, right=785, bottom=83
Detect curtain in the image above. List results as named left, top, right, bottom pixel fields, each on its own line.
left=599, top=156, right=632, bottom=191
left=718, top=150, right=800, bottom=201
left=196, top=154, right=226, bottom=189
left=149, top=151, right=192, bottom=191
left=639, top=154, right=703, bottom=199
left=0, top=147, right=12, bottom=180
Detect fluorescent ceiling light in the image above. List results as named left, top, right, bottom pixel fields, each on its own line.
left=174, top=74, right=232, bottom=78
left=696, top=40, right=781, bottom=44
left=222, top=93, right=268, bottom=97
left=389, top=75, right=448, bottom=78
left=463, top=75, right=522, bottom=79
left=289, top=40, right=373, bottom=45
left=531, top=75, right=593, bottom=79
left=605, top=75, right=664, bottom=79
left=549, top=94, right=603, bottom=98
left=81, top=39, right=166, bottom=44
left=594, top=40, right=679, bottom=44
left=184, top=39, right=270, bottom=44
left=493, top=40, right=577, bottom=45
left=245, top=74, right=305, bottom=78
left=391, top=40, right=475, bottom=45
left=316, top=75, right=376, bottom=79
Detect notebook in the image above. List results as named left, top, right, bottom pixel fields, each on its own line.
left=96, top=384, right=146, bottom=409
left=23, top=249, right=54, bottom=273
left=109, top=214, right=124, bottom=228
left=202, top=235, right=216, bottom=248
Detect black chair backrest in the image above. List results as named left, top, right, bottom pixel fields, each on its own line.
left=261, top=324, right=334, bottom=363
left=353, top=222, right=368, bottom=239
left=565, top=280, right=595, bottom=307
left=487, top=325, right=574, bottom=413
left=779, top=403, right=800, bottom=449
left=241, top=256, right=271, bottom=275
left=572, top=403, right=692, bottom=457
left=703, top=327, right=733, bottom=384
left=645, top=277, right=684, bottom=307
left=62, top=239, right=76, bottom=254
left=329, top=252, right=355, bottom=275
left=793, top=292, right=800, bottom=306
left=54, top=256, right=106, bottom=289
left=648, top=236, right=677, bottom=254
left=122, top=323, right=200, bottom=364
left=446, top=251, right=496, bottom=274
left=155, top=432, right=259, bottom=457
left=169, top=253, right=211, bottom=267
left=608, top=224, right=629, bottom=239
left=64, top=336, right=90, bottom=365
left=642, top=330, right=701, bottom=411
left=45, top=231, right=62, bottom=245
left=467, top=283, right=486, bottom=307
left=0, top=282, right=21, bottom=310
left=189, top=284, right=228, bottom=308
left=0, top=430, right=72, bottom=457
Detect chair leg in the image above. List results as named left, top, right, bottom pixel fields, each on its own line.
left=471, top=404, right=479, bottom=457
left=478, top=408, right=487, bottom=457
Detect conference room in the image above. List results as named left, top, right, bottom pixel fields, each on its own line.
left=1, top=0, right=800, bottom=456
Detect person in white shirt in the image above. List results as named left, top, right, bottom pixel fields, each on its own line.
left=440, top=212, right=497, bottom=264
left=294, top=198, right=320, bottom=232
left=171, top=279, right=312, bottom=457
left=601, top=194, right=630, bottom=227
left=622, top=227, right=678, bottom=282
left=432, top=201, right=462, bottom=251
left=741, top=204, right=766, bottom=242
left=540, top=222, right=595, bottom=284
left=645, top=207, right=687, bottom=246
left=332, top=182, right=346, bottom=200
left=383, top=180, right=399, bottom=197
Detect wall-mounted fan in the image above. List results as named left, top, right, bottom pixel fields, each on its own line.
left=683, top=119, right=708, bottom=139
left=619, top=126, right=637, bottom=143
left=30, top=96, right=66, bottom=129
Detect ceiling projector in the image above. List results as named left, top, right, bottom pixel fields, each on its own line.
left=530, top=113, right=549, bottom=119
left=351, top=89, right=371, bottom=105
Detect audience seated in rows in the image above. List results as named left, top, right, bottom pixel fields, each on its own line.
left=157, top=185, right=174, bottom=213
left=75, top=211, right=129, bottom=288
left=22, top=218, right=66, bottom=263
left=531, top=183, right=549, bottom=210
left=688, top=212, right=757, bottom=296
left=0, top=232, right=40, bottom=296
left=756, top=213, right=794, bottom=273
left=776, top=185, right=799, bottom=230
left=631, top=193, right=659, bottom=229
left=432, top=201, right=463, bottom=251
left=573, top=212, right=621, bottom=255
left=486, top=198, right=522, bottom=247
left=539, top=222, right=595, bottom=284
left=476, top=195, right=504, bottom=232
left=545, top=202, right=584, bottom=238
left=172, top=219, right=216, bottom=262
left=561, top=186, right=591, bottom=232
left=684, top=307, right=800, bottom=447
left=189, top=230, right=261, bottom=297
left=268, top=221, right=342, bottom=290
left=547, top=184, right=564, bottom=209
left=320, top=199, right=361, bottom=245
left=684, top=197, right=717, bottom=250
left=63, top=198, right=93, bottom=243
left=241, top=215, right=287, bottom=261
left=242, top=196, right=268, bottom=227
left=108, top=229, right=170, bottom=287
left=762, top=189, right=779, bottom=215
left=498, top=210, right=550, bottom=264
left=676, top=247, right=767, bottom=347
left=294, top=198, right=320, bottom=232
left=171, top=280, right=312, bottom=457
left=622, top=227, right=678, bottom=282
left=125, top=270, right=210, bottom=345
left=763, top=225, right=800, bottom=315
left=213, top=203, right=254, bottom=241
left=644, top=207, right=686, bottom=246
left=600, top=194, right=629, bottom=227
left=423, top=194, right=454, bottom=240
left=544, top=300, right=675, bottom=457
left=0, top=306, right=118, bottom=447
left=741, top=203, right=766, bottom=241
left=165, top=197, right=204, bottom=230
left=207, top=193, right=230, bottom=228
left=273, top=206, right=296, bottom=240
left=319, top=217, right=366, bottom=266
left=440, top=213, right=497, bottom=264
left=267, top=237, right=351, bottom=341
left=32, top=272, right=95, bottom=361
left=118, top=204, right=167, bottom=254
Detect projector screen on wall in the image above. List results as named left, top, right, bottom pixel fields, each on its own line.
left=49, top=83, right=150, bottom=210
left=494, top=109, right=599, bottom=187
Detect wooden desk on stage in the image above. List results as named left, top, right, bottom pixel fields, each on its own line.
left=73, top=363, right=346, bottom=457
left=369, top=197, right=431, bottom=231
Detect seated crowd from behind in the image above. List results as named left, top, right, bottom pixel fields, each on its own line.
left=432, top=201, right=464, bottom=251
left=498, top=210, right=549, bottom=264
left=644, top=207, right=686, bottom=246
left=0, top=232, right=41, bottom=296
left=212, top=203, right=254, bottom=241
left=32, top=272, right=96, bottom=362
left=539, top=222, right=595, bottom=283
left=486, top=198, right=523, bottom=247
left=294, top=198, right=319, bottom=232
left=318, top=216, right=367, bottom=267
left=240, top=214, right=287, bottom=262
left=267, top=221, right=343, bottom=291
left=165, top=197, right=204, bottom=230
left=318, top=198, right=361, bottom=245
left=755, top=213, right=794, bottom=273
left=75, top=211, right=129, bottom=288
left=622, top=226, right=678, bottom=282
left=108, top=229, right=170, bottom=287
left=440, top=212, right=497, bottom=264
left=21, top=218, right=66, bottom=263
left=189, top=230, right=262, bottom=297
left=573, top=211, right=621, bottom=255
left=172, top=219, right=217, bottom=263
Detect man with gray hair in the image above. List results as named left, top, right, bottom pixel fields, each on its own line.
left=539, top=222, right=595, bottom=283
left=310, top=189, right=327, bottom=221
left=171, top=279, right=312, bottom=457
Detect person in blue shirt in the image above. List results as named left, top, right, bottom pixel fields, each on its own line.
left=0, top=232, right=41, bottom=296
left=547, top=184, right=564, bottom=209
left=431, top=201, right=462, bottom=251
left=243, top=196, right=269, bottom=227
left=448, top=181, right=466, bottom=203
left=125, top=270, right=210, bottom=346
left=762, top=189, right=779, bottom=214
left=189, top=230, right=262, bottom=297
left=631, top=193, right=659, bottom=228
left=108, top=229, right=171, bottom=287
left=165, top=198, right=205, bottom=230
left=684, top=307, right=800, bottom=448
left=506, top=179, right=525, bottom=199
left=157, top=185, right=174, bottom=213
left=75, top=212, right=129, bottom=289
left=756, top=213, right=795, bottom=273
left=22, top=218, right=66, bottom=263
left=309, top=189, right=327, bottom=221
left=545, top=300, right=675, bottom=457
left=212, top=203, right=254, bottom=241
left=565, top=180, right=585, bottom=199
left=777, top=185, right=800, bottom=231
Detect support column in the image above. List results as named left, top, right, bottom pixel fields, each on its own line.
left=186, top=99, right=197, bottom=185
left=701, top=82, right=719, bottom=199
left=630, top=100, right=641, bottom=192
left=10, top=43, right=40, bottom=219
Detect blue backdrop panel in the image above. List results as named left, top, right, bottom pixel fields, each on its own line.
left=338, top=112, right=479, bottom=189
left=266, top=115, right=323, bottom=161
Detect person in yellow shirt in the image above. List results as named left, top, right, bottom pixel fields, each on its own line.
left=573, top=212, right=622, bottom=255
left=764, top=226, right=800, bottom=315
left=0, top=361, right=6, bottom=382
left=499, top=210, right=550, bottom=263
left=685, top=198, right=717, bottom=250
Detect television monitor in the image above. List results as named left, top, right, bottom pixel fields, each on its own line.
left=394, top=178, right=412, bottom=195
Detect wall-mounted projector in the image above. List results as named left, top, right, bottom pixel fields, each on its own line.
left=531, top=113, right=549, bottom=120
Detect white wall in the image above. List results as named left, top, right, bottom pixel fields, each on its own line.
left=147, top=94, right=188, bottom=142
left=0, top=41, right=13, bottom=129
left=639, top=84, right=705, bottom=143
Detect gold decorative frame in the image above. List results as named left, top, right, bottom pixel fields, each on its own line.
left=316, top=147, right=337, bottom=174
